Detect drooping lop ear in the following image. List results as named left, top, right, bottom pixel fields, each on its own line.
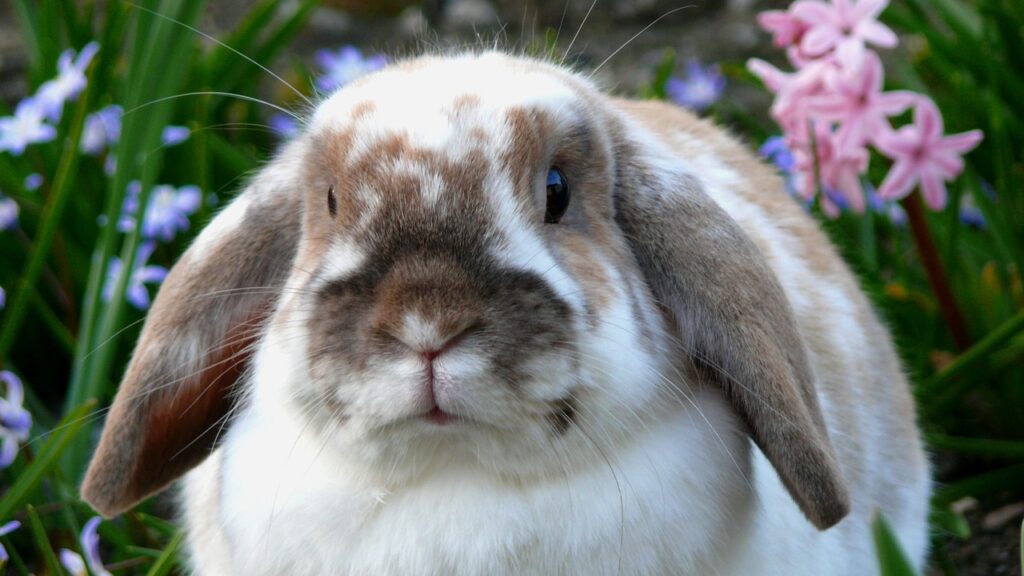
left=609, top=112, right=850, bottom=530
left=81, top=145, right=306, bottom=518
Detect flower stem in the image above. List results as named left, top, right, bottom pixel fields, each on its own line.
left=901, top=194, right=971, bottom=351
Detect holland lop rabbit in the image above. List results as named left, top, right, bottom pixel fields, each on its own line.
left=81, top=52, right=930, bottom=575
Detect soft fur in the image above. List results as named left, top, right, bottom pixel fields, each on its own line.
left=82, top=52, right=930, bottom=575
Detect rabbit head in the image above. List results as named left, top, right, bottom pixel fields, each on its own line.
left=81, top=52, right=848, bottom=531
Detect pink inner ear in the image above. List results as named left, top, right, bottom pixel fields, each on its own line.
left=122, top=309, right=268, bottom=508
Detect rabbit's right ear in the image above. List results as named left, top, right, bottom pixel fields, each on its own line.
left=81, top=145, right=306, bottom=517
left=608, top=101, right=850, bottom=531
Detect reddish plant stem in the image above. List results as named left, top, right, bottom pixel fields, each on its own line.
left=901, top=194, right=972, bottom=352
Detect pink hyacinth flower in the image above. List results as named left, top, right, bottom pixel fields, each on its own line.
left=875, top=98, right=984, bottom=210
left=792, top=123, right=869, bottom=212
left=748, top=58, right=833, bottom=134
left=808, top=51, right=916, bottom=156
left=792, top=0, right=898, bottom=68
left=757, top=10, right=811, bottom=49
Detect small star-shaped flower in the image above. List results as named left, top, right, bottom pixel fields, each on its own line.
left=875, top=98, right=984, bottom=210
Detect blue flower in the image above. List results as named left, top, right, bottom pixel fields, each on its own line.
left=115, top=182, right=201, bottom=242
left=34, top=42, right=99, bottom=123
left=103, top=242, right=168, bottom=310
left=666, top=59, right=726, bottom=113
left=161, top=125, right=190, bottom=146
left=759, top=136, right=801, bottom=198
left=60, top=517, right=111, bottom=576
left=142, top=184, right=202, bottom=242
left=759, top=136, right=796, bottom=172
left=0, top=521, right=21, bottom=564
left=269, top=113, right=299, bottom=139
left=959, top=195, right=986, bottom=229
left=0, top=98, right=58, bottom=155
left=23, top=173, right=43, bottom=192
left=0, top=371, right=32, bottom=469
left=0, top=286, right=5, bottom=309
left=315, top=46, right=387, bottom=92
left=0, top=196, right=18, bottom=231
left=80, top=105, right=123, bottom=155
left=866, top=183, right=907, bottom=227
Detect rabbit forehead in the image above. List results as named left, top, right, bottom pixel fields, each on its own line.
left=311, top=54, right=586, bottom=147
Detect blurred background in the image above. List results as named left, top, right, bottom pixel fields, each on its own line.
left=0, top=1, right=1021, bottom=574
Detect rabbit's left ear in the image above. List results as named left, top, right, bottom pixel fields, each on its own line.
left=609, top=110, right=850, bottom=530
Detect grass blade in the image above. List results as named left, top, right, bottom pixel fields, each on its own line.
left=919, top=309, right=1024, bottom=406
left=145, top=531, right=184, bottom=576
left=0, top=400, right=97, bottom=520
left=872, top=511, right=919, bottom=576
left=25, top=504, right=62, bottom=576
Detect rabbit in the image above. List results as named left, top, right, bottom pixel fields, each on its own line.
left=80, top=51, right=931, bottom=575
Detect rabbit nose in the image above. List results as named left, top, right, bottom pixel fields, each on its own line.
left=391, top=315, right=479, bottom=361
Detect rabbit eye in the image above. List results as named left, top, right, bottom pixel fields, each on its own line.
left=327, top=185, right=337, bottom=217
left=545, top=167, right=570, bottom=224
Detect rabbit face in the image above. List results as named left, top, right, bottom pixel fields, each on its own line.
left=266, top=54, right=671, bottom=479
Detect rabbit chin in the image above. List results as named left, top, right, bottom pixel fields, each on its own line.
left=237, top=279, right=678, bottom=484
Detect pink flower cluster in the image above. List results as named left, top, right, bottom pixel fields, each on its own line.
left=748, top=0, right=983, bottom=213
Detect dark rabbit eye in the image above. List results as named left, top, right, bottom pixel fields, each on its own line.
left=327, top=185, right=337, bottom=217
left=545, top=167, right=570, bottom=224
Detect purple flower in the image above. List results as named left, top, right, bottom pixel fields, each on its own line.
left=315, top=46, right=387, bottom=92
left=34, top=42, right=99, bottom=123
left=102, top=242, right=168, bottom=310
left=161, top=125, right=190, bottom=146
left=116, top=182, right=201, bottom=242
left=24, top=173, right=43, bottom=192
left=60, top=549, right=87, bottom=576
left=759, top=136, right=802, bottom=197
left=0, top=371, right=32, bottom=469
left=866, top=183, right=907, bottom=227
left=0, top=286, right=5, bottom=309
left=0, top=98, right=58, bottom=155
left=0, top=521, right=21, bottom=563
left=60, top=517, right=111, bottom=576
left=114, top=181, right=143, bottom=233
left=0, top=196, right=18, bottom=231
left=142, top=184, right=202, bottom=242
left=759, top=136, right=796, bottom=172
left=81, top=105, right=123, bottom=155
left=104, top=154, right=117, bottom=176
left=269, top=113, right=299, bottom=139
left=666, top=60, right=726, bottom=113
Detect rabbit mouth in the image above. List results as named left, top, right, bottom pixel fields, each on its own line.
left=423, top=406, right=455, bottom=425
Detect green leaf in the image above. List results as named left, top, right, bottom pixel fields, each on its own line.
left=145, top=531, right=185, bottom=576
left=872, top=511, right=920, bottom=576
left=0, top=400, right=97, bottom=520
left=935, top=463, right=1024, bottom=505
left=25, top=504, right=62, bottom=576
left=929, top=504, right=971, bottom=540
left=641, top=48, right=675, bottom=101
left=927, top=433, right=1024, bottom=460
left=918, top=310, right=1024, bottom=407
